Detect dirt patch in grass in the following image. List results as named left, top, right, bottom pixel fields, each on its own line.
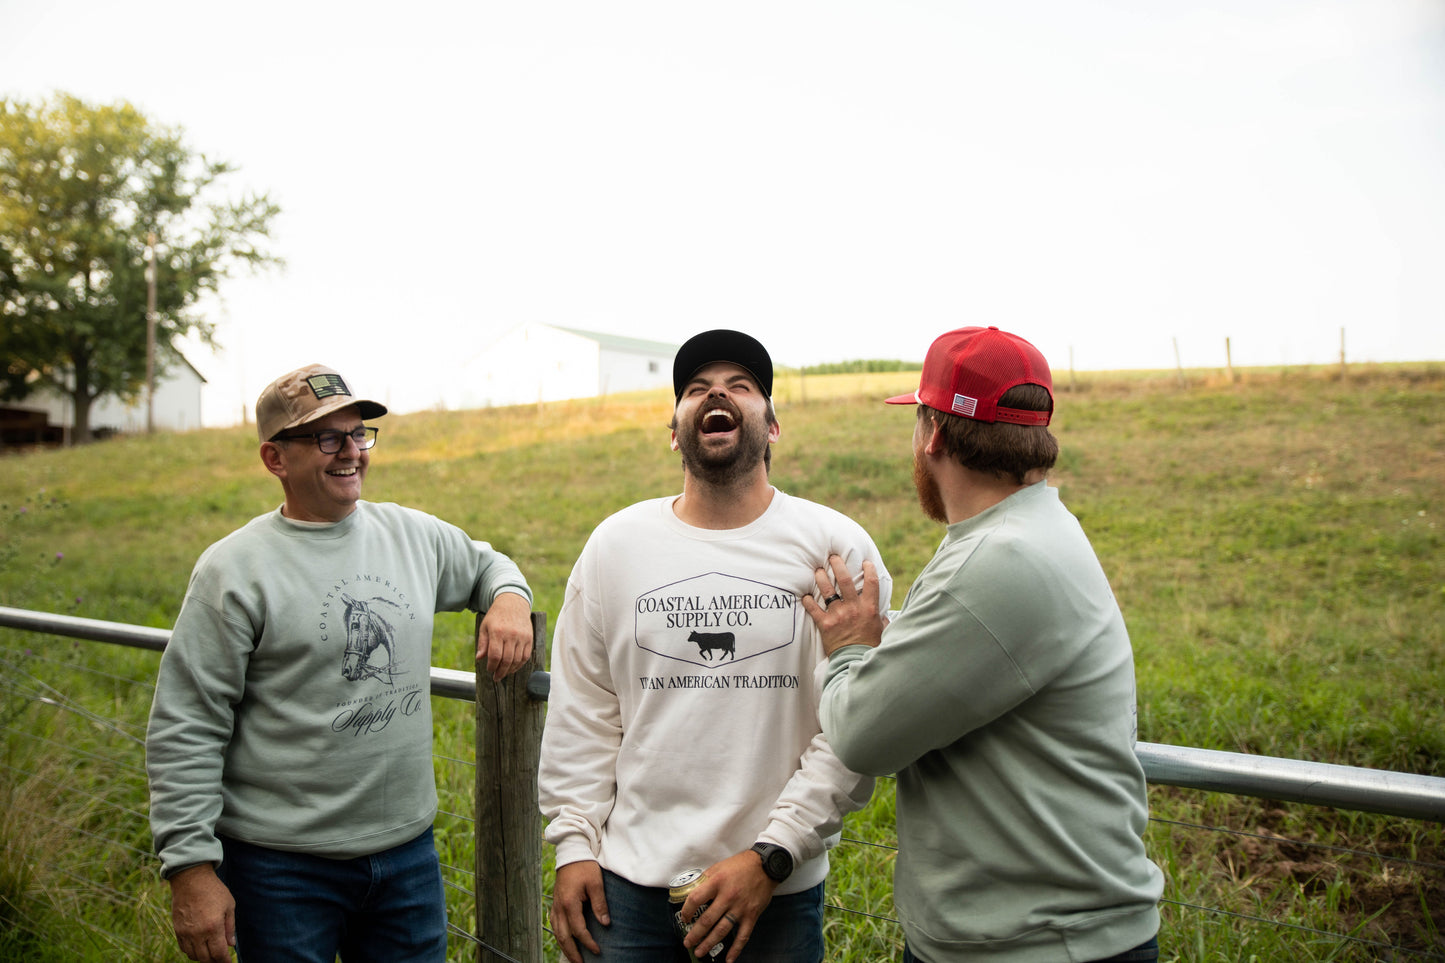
left=1168, top=799, right=1445, bottom=955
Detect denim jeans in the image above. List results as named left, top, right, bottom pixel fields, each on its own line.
left=577, top=869, right=825, bottom=962
left=218, top=826, right=447, bottom=963
left=903, top=935, right=1158, bottom=963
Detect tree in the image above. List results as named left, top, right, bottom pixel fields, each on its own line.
left=0, top=93, right=280, bottom=443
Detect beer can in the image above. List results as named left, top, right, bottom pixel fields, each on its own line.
left=668, top=869, right=724, bottom=959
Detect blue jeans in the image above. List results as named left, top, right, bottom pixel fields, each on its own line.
left=904, top=935, right=1158, bottom=963
left=218, top=826, right=447, bottom=963
left=578, top=869, right=825, bottom=962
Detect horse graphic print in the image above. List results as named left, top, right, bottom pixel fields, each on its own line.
left=340, top=593, right=403, bottom=684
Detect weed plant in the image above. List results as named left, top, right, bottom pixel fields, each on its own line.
left=0, top=363, right=1441, bottom=960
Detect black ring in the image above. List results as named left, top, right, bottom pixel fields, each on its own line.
left=823, top=593, right=843, bottom=604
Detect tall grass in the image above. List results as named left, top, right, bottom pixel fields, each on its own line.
left=1, top=362, right=1442, bottom=960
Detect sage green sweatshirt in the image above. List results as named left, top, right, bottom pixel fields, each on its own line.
left=822, top=481, right=1162, bottom=961
left=146, top=501, right=531, bottom=877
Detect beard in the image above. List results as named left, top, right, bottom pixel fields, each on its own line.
left=674, top=401, right=770, bottom=486
left=912, top=453, right=948, bottom=523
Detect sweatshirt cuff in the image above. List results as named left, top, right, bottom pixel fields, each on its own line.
left=159, top=837, right=224, bottom=879
left=553, top=835, right=599, bottom=869
left=489, top=584, right=533, bottom=608
left=825, top=645, right=869, bottom=679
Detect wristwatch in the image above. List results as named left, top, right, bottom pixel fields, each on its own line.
left=750, top=842, right=794, bottom=883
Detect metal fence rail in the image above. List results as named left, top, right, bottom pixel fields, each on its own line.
left=6, top=605, right=1441, bottom=822
left=3, top=605, right=1443, bottom=962
left=1136, top=741, right=1445, bottom=822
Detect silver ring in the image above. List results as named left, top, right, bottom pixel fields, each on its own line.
left=724, top=913, right=740, bottom=925
left=823, top=593, right=842, bottom=605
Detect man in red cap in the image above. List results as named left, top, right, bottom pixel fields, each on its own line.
left=803, top=327, right=1163, bottom=962
left=146, top=363, right=534, bottom=963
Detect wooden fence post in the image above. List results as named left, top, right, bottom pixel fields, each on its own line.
left=474, top=611, right=548, bottom=962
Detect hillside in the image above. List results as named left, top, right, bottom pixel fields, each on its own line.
left=1, top=362, right=1442, bottom=960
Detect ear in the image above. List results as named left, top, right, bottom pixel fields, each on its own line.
left=669, top=429, right=680, bottom=452
left=767, top=420, right=781, bottom=444
left=920, top=416, right=944, bottom=456
left=260, top=442, right=287, bottom=479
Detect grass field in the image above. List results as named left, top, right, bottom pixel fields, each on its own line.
left=1, top=362, right=1442, bottom=960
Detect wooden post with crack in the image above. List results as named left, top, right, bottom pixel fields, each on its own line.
left=474, top=610, right=548, bottom=962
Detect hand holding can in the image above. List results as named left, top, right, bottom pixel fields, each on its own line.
left=668, top=869, right=726, bottom=959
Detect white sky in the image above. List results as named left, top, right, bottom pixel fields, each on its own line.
left=4, top=0, right=1444, bottom=427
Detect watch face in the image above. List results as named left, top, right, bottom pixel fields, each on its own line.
left=755, top=844, right=792, bottom=880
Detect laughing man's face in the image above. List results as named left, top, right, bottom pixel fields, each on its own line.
left=268, top=405, right=370, bottom=522
left=671, top=362, right=777, bottom=484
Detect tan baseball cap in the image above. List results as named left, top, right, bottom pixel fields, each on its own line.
left=255, top=364, right=388, bottom=443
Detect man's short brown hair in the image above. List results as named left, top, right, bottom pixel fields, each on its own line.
left=921, top=384, right=1058, bottom=485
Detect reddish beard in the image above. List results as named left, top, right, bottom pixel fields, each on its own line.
left=912, top=454, right=948, bottom=523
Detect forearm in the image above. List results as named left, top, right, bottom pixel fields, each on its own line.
left=146, top=611, right=242, bottom=876
left=758, top=729, right=874, bottom=861
left=538, top=597, right=621, bottom=866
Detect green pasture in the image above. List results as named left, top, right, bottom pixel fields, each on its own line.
left=1, top=362, right=1442, bottom=960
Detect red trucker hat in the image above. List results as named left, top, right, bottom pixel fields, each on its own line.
left=886, top=326, right=1053, bottom=426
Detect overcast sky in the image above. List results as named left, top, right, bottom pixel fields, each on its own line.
left=5, top=0, right=1443, bottom=426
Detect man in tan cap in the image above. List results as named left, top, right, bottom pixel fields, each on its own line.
left=146, top=364, right=535, bottom=963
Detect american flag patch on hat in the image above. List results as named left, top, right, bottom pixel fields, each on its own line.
left=306, top=373, right=352, bottom=399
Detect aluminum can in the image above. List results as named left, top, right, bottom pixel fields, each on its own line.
left=668, top=869, right=724, bottom=959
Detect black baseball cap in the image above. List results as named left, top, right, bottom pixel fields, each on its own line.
left=672, top=329, right=773, bottom=399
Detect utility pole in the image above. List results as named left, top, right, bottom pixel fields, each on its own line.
left=145, top=232, right=157, bottom=434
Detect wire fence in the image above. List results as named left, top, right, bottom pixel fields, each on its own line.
left=1, top=612, right=1442, bottom=962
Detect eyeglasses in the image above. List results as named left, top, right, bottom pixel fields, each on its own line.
left=274, top=426, right=379, bottom=454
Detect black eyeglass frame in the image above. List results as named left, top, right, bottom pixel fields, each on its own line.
left=272, top=426, right=379, bottom=454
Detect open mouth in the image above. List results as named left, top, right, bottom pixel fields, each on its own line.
left=699, top=407, right=738, bottom=434
left=327, top=467, right=358, bottom=477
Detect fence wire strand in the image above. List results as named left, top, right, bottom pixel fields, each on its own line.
left=1, top=633, right=1440, bottom=962
left=1160, top=897, right=1445, bottom=961
left=0, top=722, right=148, bottom=777
left=1151, top=815, right=1445, bottom=875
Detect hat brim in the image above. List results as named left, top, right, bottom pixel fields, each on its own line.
left=279, top=398, right=388, bottom=436
left=884, top=391, right=920, bottom=405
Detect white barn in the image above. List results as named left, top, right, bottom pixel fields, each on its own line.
left=5, top=355, right=206, bottom=443
left=450, top=323, right=677, bottom=409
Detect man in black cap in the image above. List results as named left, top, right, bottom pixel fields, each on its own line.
left=540, top=330, right=893, bottom=963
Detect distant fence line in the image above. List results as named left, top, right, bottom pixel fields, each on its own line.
left=2, top=605, right=1444, bottom=962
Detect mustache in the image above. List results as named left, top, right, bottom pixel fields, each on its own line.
left=693, top=398, right=741, bottom=429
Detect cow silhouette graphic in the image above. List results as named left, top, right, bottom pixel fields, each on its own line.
left=688, top=630, right=736, bottom=662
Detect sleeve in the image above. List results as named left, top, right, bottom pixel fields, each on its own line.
left=820, top=573, right=1034, bottom=776
left=537, top=546, right=621, bottom=868
left=758, top=522, right=892, bottom=859
left=428, top=514, right=533, bottom=613
left=757, top=711, right=875, bottom=861
left=144, top=566, right=257, bottom=877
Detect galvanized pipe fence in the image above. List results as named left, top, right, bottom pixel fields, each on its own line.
left=2, top=605, right=1443, bottom=962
